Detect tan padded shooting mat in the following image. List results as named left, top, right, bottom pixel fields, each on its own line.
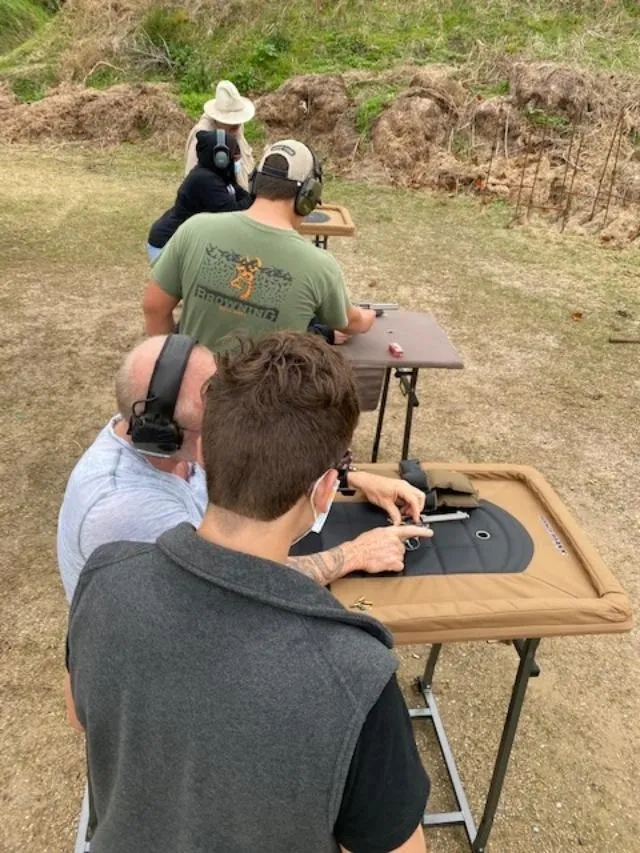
left=331, top=463, right=633, bottom=644
left=298, top=205, right=355, bottom=237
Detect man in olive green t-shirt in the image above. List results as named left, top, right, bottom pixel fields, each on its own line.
left=143, top=139, right=375, bottom=351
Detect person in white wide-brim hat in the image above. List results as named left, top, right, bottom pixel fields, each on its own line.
left=184, top=80, right=256, bottom=190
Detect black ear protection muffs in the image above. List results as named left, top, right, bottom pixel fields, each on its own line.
left=127, top=334, right=197, bottom=457
left=212, top=128, right=231, bottom=170
left=293, top=146, right=323, bottom=216
left=249, top=143, right=323, bottom=216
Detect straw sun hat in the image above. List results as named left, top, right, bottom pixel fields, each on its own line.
left=203, top=80, right=255, bottom=126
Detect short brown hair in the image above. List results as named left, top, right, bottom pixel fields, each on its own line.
left=253, top=154, right=298, bottom=201
left=202, top=332, right=360, bottom=520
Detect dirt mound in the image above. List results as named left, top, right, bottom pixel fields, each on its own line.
left=598, top=210, right=640, bottom=249
left=0, top=82, right=190, bottom=150
left=371, top=91, right=450, bottom=183
left=407, top=66, right=467, bottom=110
left=256, top=75, right=350, bottom=134
left=470, top=96, right=526, bottom=153
left=256, top=74, right=359, bottom=164
left=245, top=65, right=640, bottom=245
left=0, top=81, right=19, bottom=113
left=349, top=62, right=640, bottom=245
left=509, top=62, right=599, bottom=121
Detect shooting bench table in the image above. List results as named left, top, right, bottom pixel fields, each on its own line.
left=298, top=204, right=355, bottom=248
left=293, top=462, right=633, bottom=852
left=343, top=311, right=464, bottom=461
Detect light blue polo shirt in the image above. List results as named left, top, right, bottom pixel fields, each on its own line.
left=57, top=418, right=207, bottom=601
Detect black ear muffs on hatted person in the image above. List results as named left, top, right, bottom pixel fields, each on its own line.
left=147, top=130, right=253, bottom=262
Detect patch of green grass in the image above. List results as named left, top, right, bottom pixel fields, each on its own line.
left=178, top=90, right=208, bottom=121
left=243, top=119, right=267, bottom=147
left=10, top=72, right=49, bottom=101
left=450, top=130, right=472, bottom=159
left=525, top=105, right=572, bottom=133
left=217, top=32, right=293, bottom=93
left=354, top=88, right=399, bottom=138
left=0, top=0, right=49, bottom=55
left=84, top=65, right=127, bottom=90
left=471, top=80, right=510, bottom=99
left=32, top=0, right=62, bottom=10
left=141, top=6, right=193, bottom=49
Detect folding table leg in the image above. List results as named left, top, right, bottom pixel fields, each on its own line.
left=413, top=645, right=478, bottom=846
left=73, top=783, right=90, bottom=853
left=400, top=368, right=419, bottom=460
left=371, top=368, right=392, bottom=462
left=472, top=637, right=541, bottom=853
left=420, top=642, right=442, bottom=690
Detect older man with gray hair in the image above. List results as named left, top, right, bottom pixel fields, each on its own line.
left=58, top=334, right=429, bottom=602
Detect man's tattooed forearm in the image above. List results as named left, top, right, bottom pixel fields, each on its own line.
left=288, top=546, right=346, bottom=585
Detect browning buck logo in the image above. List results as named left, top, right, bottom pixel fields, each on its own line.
left=199, top=245, right=293, bottom=319
left=229, top=256, right=263, bottom=301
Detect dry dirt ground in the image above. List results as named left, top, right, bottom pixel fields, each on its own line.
left=0, top=144, right=638, bottom=853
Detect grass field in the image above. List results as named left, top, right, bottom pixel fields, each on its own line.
left=0, top=143, right=639, bottom=853
left=2, top=0, right=640, bottom=115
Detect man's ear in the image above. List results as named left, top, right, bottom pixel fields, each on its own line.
left=315, top=469, right=338, bottom=514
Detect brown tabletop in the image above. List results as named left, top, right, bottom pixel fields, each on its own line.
left=342, top=311, right=464, bottom=369
left=297, top=204, right=355, bottom=238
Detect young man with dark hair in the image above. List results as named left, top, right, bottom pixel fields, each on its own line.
left=66, top=331, right=431, bottom=853
left=143, top=139, right=375, bottom=352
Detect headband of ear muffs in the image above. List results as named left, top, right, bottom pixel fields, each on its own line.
left=248, top=144, right=323, bottom=216
left=127, top=334, right=197, bottom=457
left=212, top=128, right=231, bottom=170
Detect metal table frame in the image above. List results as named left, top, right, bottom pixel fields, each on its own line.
left=411, top=638, right=541, bottom=852
left=371, top=366, right=420, bottom=461
left=74, top=786, right=90, bottom=852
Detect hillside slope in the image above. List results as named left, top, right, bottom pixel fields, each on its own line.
left=1, top=0, right=640, bottom=107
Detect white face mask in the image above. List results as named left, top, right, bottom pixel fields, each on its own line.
left=291, top=472, right=337, bottom=545
left=234, top=160, right=242, bottom=176
left=310, top=477, right=338, bottom=534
